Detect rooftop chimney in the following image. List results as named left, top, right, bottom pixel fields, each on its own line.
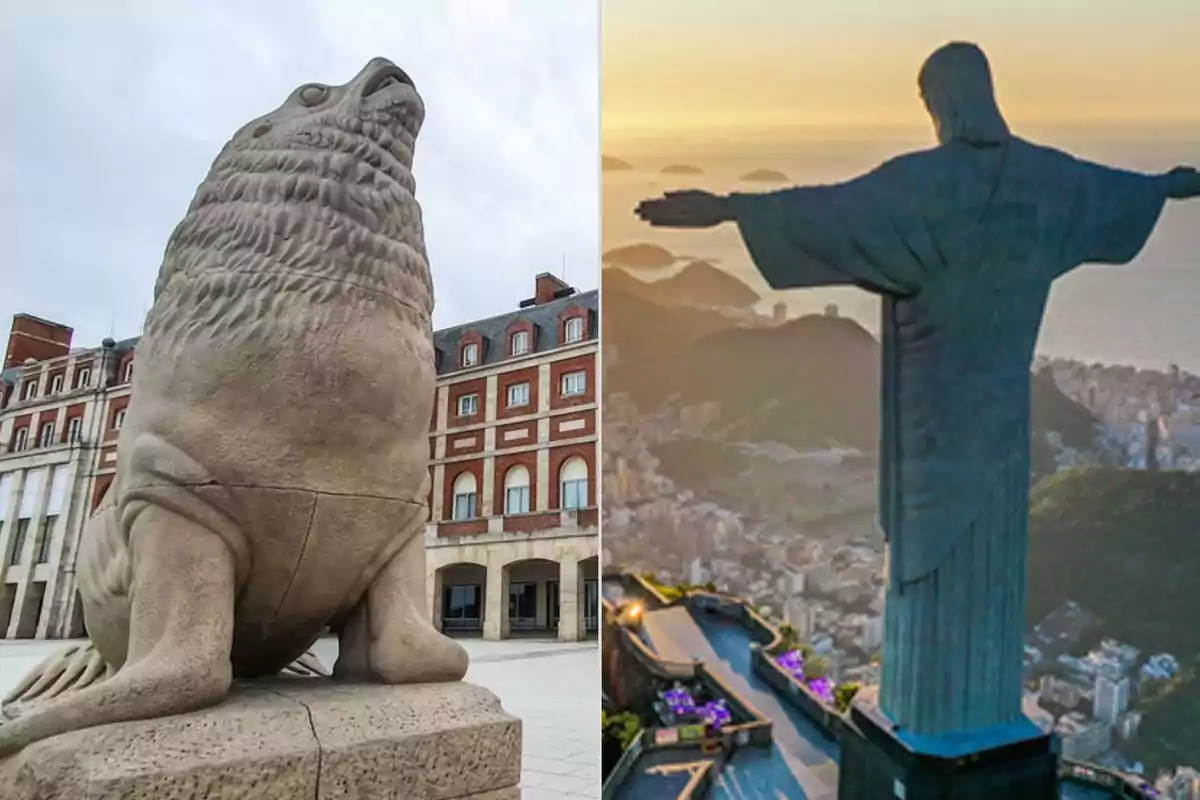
left=4, top=314, right=74, bottom=370
left=520, top=272, right=576, bottom=308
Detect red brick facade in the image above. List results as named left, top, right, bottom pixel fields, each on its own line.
left=3, top=315, right=73, bottom=371
left=496, top=366, right=538, bottom=420
left=548, top=354, right=595, bottom=411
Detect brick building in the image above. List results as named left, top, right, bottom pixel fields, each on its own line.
left=0, top=273, right=598, bottom=643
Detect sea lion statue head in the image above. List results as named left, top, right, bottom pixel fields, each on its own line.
left=155, top=58, right=432, bottom=326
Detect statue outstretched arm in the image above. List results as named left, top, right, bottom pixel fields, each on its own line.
left=635, top=190, right=734, bottom=229
left=636, top=163, right=929, bottom=296
left=1160, top=166, right=1200, bottom=200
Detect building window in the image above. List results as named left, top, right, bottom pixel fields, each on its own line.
left=22, top=380, right=39, bottom=401
left=50, top=374, right=64, bottom=394
left=560, top=371, right=586, bottom=397
left=8, top=519, right=30, bottom=566
left=122, top=360, right=134, bottom=384
left=67, top=417, right=83, bottom=443
left=39, top=422, right=55, bottom=448
left=457, top=393, right=479, bottom=417
left=37, top=515, right=57, bottom=563
left=441, top=584, right=482, bottom=631
left=559, top=457, right=589, bottom=510
left=461, top=343, right=479, bottom=368
left=509, top=582, right=538, bottom=629
left=451, top=472, right=478, bottom=520
left=112, top=409, right=127, bottom=430
left=507, top=382, right=530, bottom=408
left=510, top=330, right=530, bottom=356
left=564, top=316, right=584, bottom=343
left=74, top=368, right=91, bottom=389
left=504, top=465, right=531, bottom=515
left=13, top=428, right=29, bottom=452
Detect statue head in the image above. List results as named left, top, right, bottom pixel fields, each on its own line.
left=918, top=42, right=1010, bottom=147
left=154, top=57, right=433, bottom=322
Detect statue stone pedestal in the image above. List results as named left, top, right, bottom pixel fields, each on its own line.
left=837, top=691, right=1059, bottom=800
left=0, top=680, right=522, bottom=800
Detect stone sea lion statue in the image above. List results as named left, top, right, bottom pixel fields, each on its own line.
left=0, top=57, right=467, bottom=756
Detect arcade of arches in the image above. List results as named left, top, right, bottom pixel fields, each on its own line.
left=429, top=539, right=599, bottom=641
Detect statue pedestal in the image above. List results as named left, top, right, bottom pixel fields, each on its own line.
left=1, top=679, right=522, bottom=800
left=838, top=693, right=1059, bottom=800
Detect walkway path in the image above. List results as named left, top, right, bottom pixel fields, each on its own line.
left=640, top=605, right=840, bottom=800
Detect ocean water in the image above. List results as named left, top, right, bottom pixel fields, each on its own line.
left=603, top=134, right=1200, bottom=371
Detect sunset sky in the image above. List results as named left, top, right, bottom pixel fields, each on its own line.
left=604, top=0, right=1200, bottom=140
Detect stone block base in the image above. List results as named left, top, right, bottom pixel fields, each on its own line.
left=0, top=679, right=522, bottom=800
left=838, top=698, right=1059, bottom=800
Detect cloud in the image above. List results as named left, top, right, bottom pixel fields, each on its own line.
left=0, top=0, right=599, bottom=347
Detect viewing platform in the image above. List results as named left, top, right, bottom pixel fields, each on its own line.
left=600, top=571, right=1159, bottom=800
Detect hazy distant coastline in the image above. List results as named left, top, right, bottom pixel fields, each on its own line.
left=603, top=135, right=1200, bottom=371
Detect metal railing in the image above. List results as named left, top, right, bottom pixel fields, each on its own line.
left=1060, top=760, right=1161, bottom=798
left=441, top=617, right=482, bottom=632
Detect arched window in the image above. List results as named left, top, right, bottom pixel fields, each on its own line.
left=452, top=472, right=478, bottom=520
left=559, top=457, right=589, bottom=510
left=504, top=465, right=531, bottom=515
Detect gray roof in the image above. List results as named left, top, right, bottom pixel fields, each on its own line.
left=2, top=292, right=598, bottom=385
left=433, top=288, right=598, bottom=376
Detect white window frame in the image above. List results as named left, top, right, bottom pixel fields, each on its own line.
left=113, top=409, right=127, bottom=431
left=123, top=360, right=134, bottom=383
left=22, top=380, right=39, bottom=401
left=461, top=343, right=479, bottom=368
left=67, top=416, right=83, bottom=443
left=39, top=422, right=55, bottom=447
left=452, top=492, right=477, bottom=520
left=510, top=330, right=530, bottom=356
left=564, top=316, right=584, bottom=343
left=74, top=367, right=91, bottom=389
left=560, top=371, right=586, bottom=397
left=13, top=427, right=29, bottom=451
left=506, top=382, right=530, bottom=408
left=561, top=480, right=588, bottom=510
left=505, top=485, right=531, bottom=515
left=457, top=393, right=479, bottom=417
left=559, top=458, right=589, bottom=510
left=450, top=471, right=479, bottom=521
left=50, top=374, right=64, bottom=394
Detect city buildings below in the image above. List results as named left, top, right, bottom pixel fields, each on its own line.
left=1057, top=711, right=1115, bottom=762
left=1036, top=356, right=1200, bottom=473
left=0, top=273, right=598, bottom=643
left=1155, top=766, right=1199, bottom=800
left=1023, top=691, right=1056, bottom=733
left=1115, top=710, right=1142, bottom=742
left=1093, top=672, right=1131, bottom=726
left=1140, top=653, right=1181, bottom=684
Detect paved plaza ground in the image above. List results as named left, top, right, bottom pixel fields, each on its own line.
left=0, top=636, right=600, bottom=800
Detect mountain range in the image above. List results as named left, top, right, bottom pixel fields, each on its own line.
left=603, top=268, right=1099, bottom=473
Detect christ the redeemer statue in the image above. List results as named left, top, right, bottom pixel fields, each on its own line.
left=637, top=42, right=1198, bottom=747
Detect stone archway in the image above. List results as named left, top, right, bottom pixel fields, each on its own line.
left=433, top=562, right=487, bottom=637
left=501, top=558, right=561, bottom=638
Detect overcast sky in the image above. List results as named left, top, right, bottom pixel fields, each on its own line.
left=1, top=0, right=599, bottom=348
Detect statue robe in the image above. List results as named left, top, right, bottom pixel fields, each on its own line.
left=728, top=137, right=1165, bottom=737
